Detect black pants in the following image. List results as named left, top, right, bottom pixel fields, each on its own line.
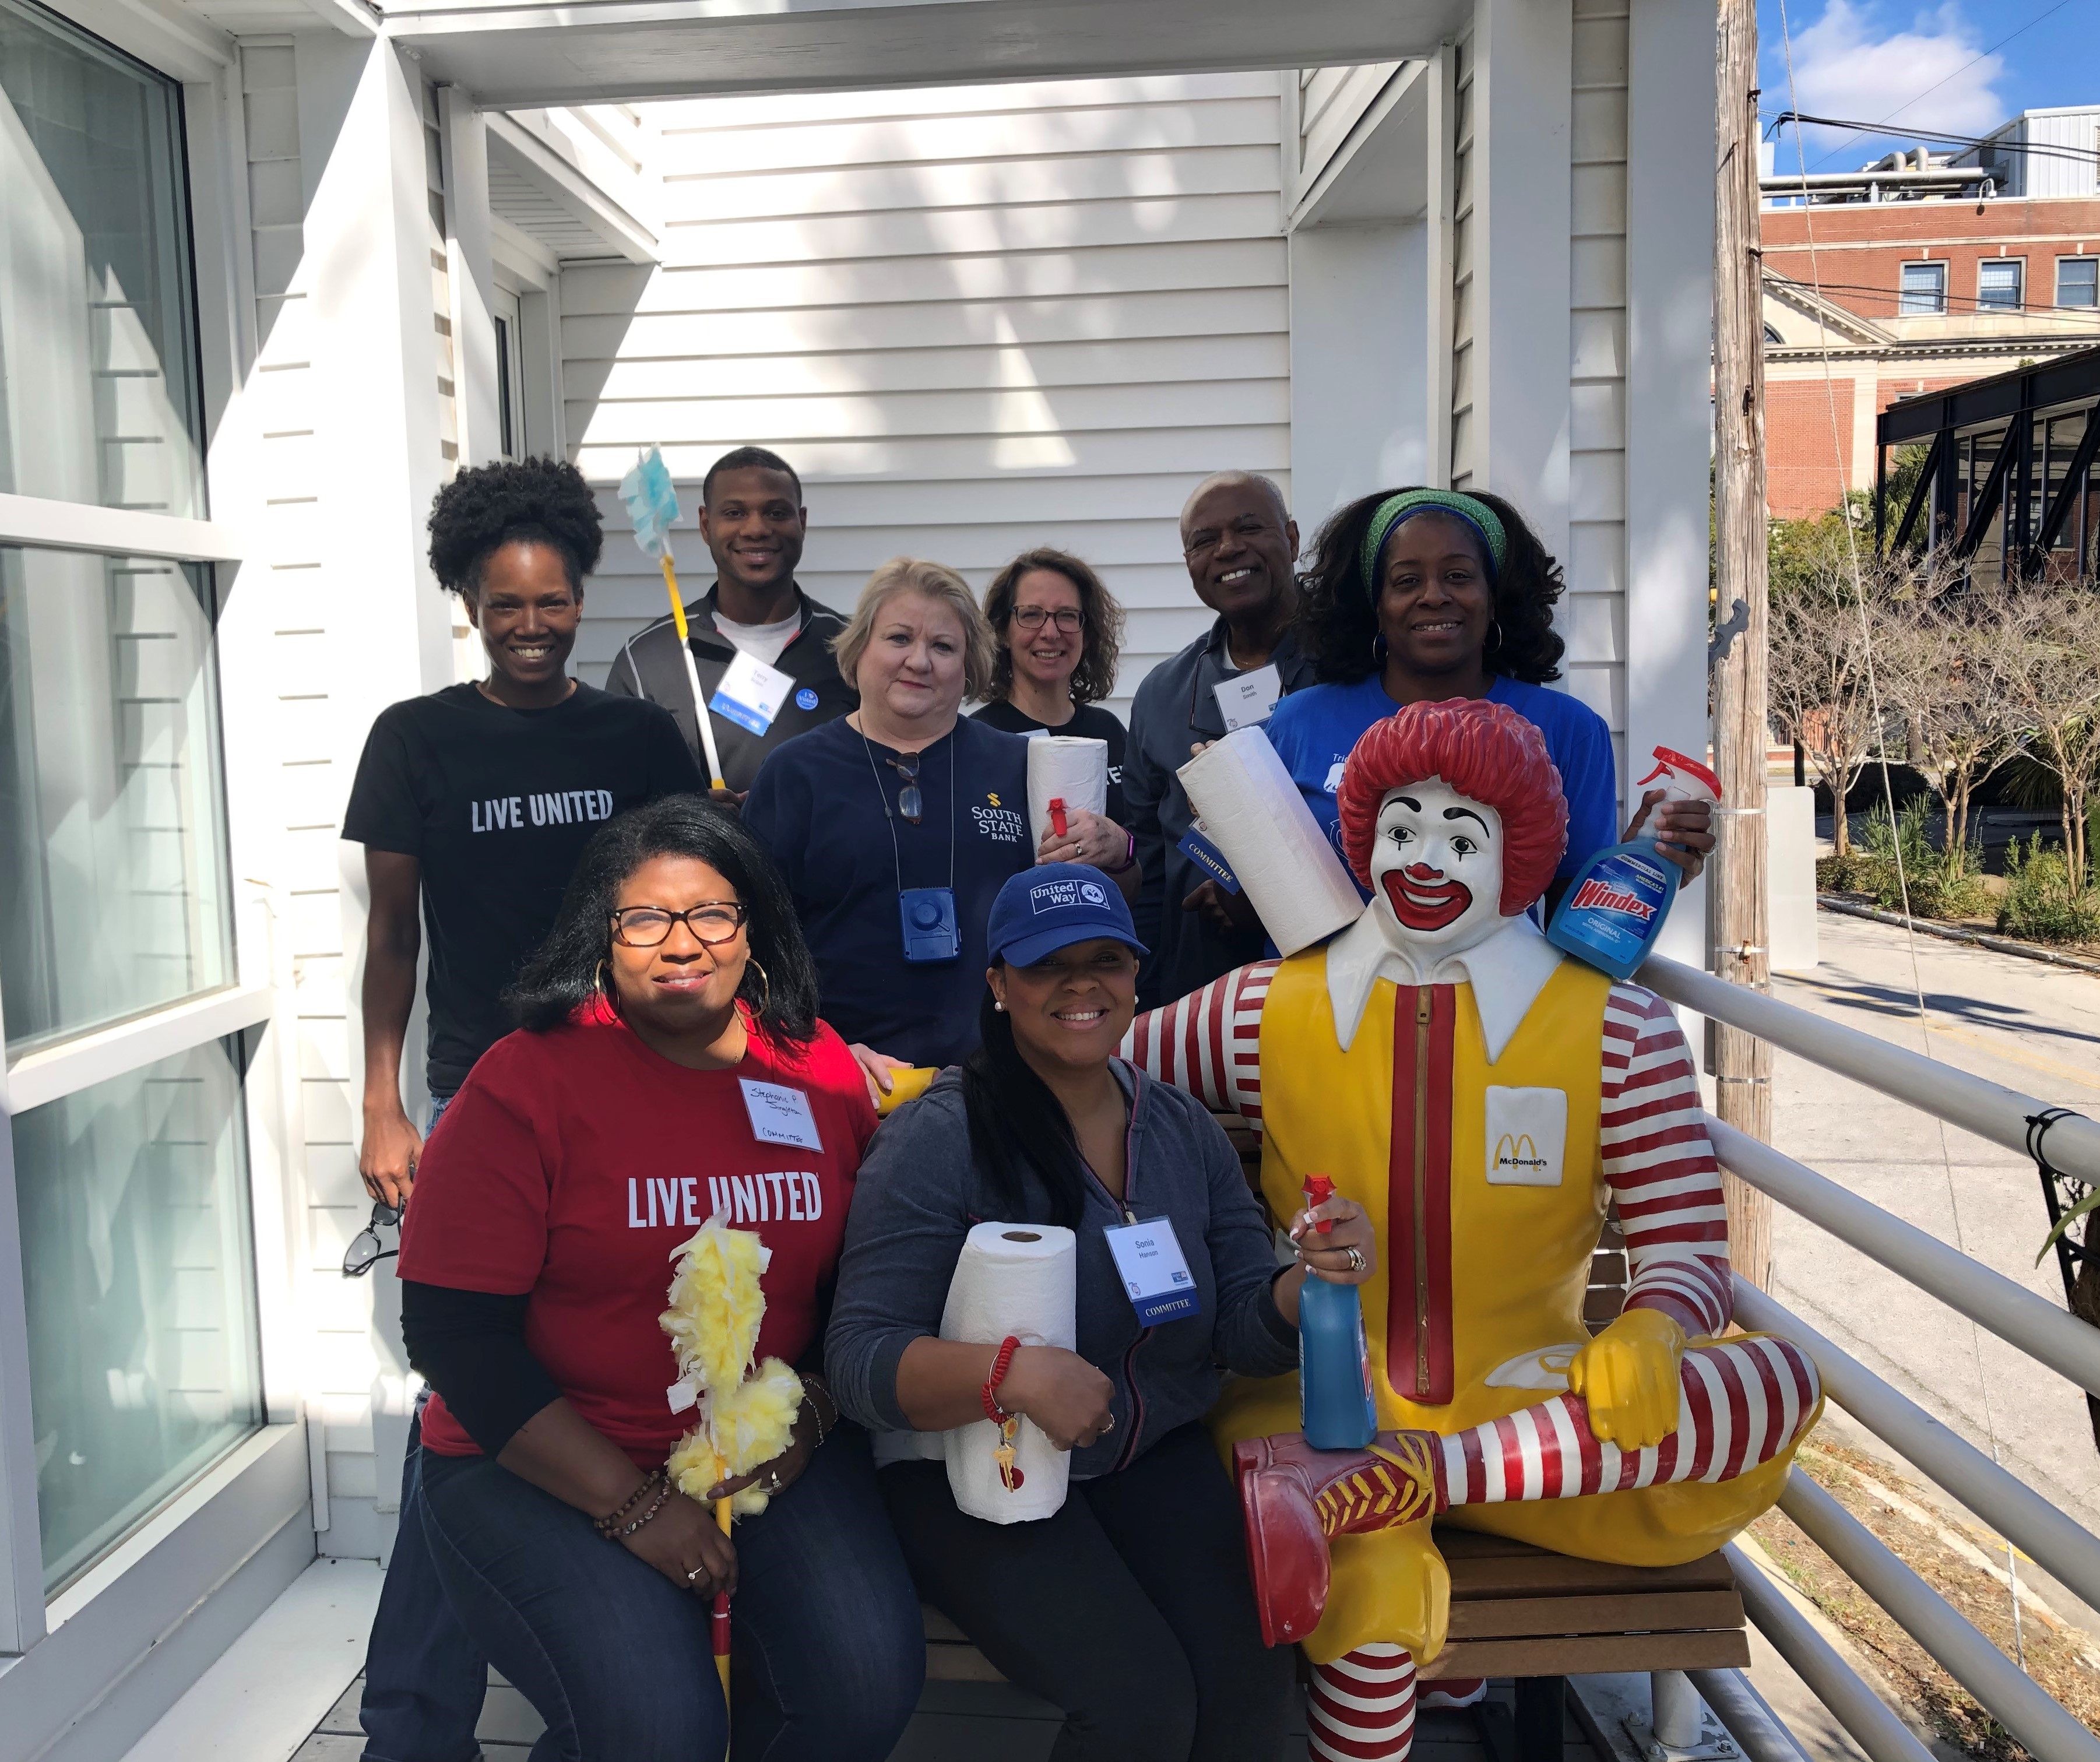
left=881, top=1422, right=1294, bottom=1762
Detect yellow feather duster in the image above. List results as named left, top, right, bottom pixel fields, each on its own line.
left=660, top=1218, right=803, bottom=1517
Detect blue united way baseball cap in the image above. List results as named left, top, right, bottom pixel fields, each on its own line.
left=987, top=863, right=1149, bottom=968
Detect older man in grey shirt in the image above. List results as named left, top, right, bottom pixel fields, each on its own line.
left=1123, top=472, right=1316, bottom=1008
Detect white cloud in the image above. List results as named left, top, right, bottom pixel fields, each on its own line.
left=1770, top=1, right=2008, bottom=166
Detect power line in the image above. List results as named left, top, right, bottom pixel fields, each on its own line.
left=1800, top=0, right=2078, bottom=172
left=1765, top=109, right=2100, bottom=170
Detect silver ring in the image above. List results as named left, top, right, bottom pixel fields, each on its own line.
left=1345, top=1246, right=1366, bottom=1273
left=761, top=1473, right=783, bottom=1494
left=685, top=1564, right=708, bottom=1584
left=1102, top=1412, right=1116, bottom=1432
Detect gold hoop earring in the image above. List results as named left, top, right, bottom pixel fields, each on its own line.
left=595, top=959, right=611, bottom=998
left=745, top=957, right=772, bottom=1017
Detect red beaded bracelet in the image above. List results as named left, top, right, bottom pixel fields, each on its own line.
left=982, top=1334, right=1022, bottom=1423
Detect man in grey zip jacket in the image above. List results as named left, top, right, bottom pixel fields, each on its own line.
left=604, top=446, right=856, bottom=796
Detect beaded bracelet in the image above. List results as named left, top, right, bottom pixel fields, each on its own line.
left=593, top=1467, right=666, bottom=1541
left=613, top=1474, right=674, bottom=1542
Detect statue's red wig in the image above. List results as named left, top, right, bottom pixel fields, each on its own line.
left=1335, top=699, right=1568, bottom=916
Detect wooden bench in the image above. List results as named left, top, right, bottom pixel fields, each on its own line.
left=917, top=1129, right=1751, bottom=1757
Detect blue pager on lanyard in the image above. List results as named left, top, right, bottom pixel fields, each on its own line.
left=899, top=887, right=961, bottom=963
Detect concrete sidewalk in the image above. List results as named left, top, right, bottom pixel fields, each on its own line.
left=1769, top=912, right=2100, bottom=1535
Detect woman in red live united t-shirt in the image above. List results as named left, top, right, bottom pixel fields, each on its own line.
left=397, top=796, right=923, bottom=1761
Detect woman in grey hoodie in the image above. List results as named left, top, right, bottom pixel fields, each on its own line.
left=826, top=864, right=1376, bottom=1762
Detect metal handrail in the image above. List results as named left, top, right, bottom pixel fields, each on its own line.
left=1641, top=952, right=2100, bottom=1187
left=1781, top=1477, right=2100, bottom=1762
left=1690, top=1669, right=1812, bottom=1762
left=1710, top=1117, right=2100, bottom=1397
left=1733, top=1277, right=2100, bottom=1615
left=1726, top=1542, right=1936, bottom=1762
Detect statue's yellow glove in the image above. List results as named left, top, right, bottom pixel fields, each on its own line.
left=1566, top=1307, right=1686, bottom=1448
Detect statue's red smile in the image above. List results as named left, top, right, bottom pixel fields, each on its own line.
left=1381, top=863, right=1473, bottom=931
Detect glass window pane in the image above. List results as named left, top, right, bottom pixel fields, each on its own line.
left=1899, top=263, right=1945, bottom=315
left=1978, top=259, right=2022, bottom=310
left=2059, top=258, right=2098, bottom=308
left=0, top=0, right=205, bottom=520
left=14, top=1036, right=262, bottom=1594
left=0, top=547, right=234, bottom=1051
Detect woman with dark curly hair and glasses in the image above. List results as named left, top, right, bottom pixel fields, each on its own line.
left=393, top=796, right=923, bottom=1761
left=973, top=546, right=1135, bottom=849
left=1269, top=488, right=1712, bottom=910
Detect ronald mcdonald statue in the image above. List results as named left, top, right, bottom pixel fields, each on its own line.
left=1125, top=698, right=1820, bottom=1762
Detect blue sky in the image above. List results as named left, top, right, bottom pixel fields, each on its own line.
left=1756, top=1, right=2099, bottom=173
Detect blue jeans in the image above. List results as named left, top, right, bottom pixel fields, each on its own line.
left=420, top=1423, right=923, bottom=1762
left=361, top=1092, right=488, bottom=1762
left=360, top=1404, right=490, bottom=1760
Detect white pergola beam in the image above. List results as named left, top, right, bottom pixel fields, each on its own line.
left=382, top=0, right=1473, bottom=110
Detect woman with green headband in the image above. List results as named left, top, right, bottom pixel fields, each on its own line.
left=1268, top=487, right=1711, bottom=906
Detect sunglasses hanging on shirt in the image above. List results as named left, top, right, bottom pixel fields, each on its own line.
left=862, top=732, right=961, bottom=963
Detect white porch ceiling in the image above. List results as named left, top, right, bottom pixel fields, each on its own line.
left=381, top=0, right=1473, bottom=111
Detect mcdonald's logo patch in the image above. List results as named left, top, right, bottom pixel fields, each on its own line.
left=1484, top=1085, right=1567, bottom=1187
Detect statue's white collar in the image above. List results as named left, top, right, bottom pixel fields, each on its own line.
left=1324, top=908, right=1567, bottom=1063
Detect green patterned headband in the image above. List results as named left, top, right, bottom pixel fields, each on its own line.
left=1359, top=490, right=1508, bottom=589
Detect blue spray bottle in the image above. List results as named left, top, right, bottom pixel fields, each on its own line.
left=1547, top=747, right=1722, bottom=982
left=1297, top=1174, right=1377, bottom=1450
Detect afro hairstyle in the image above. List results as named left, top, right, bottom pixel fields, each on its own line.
left=427, top=456, right=603, bottom=599
left=1334, top=698, right=1568, bottom=916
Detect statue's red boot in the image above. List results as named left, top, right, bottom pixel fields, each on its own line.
left=1232, top=1431, right=1441, bottom=1648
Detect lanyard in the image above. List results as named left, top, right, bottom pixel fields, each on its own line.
left=859, top=726, right=956, bottom=895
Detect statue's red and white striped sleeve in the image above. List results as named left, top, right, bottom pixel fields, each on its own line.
left=1120, top=960, right=1278, bottom=1123
left=1600, top=982, right=1733, bottom=1337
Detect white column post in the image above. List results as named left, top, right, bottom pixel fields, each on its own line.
left=1624, top=0, right=1718, bottom=971
left=439, top=85, right=502, bottom=467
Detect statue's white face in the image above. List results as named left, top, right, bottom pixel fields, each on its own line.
left=1367, top=778, right=1508, bottom=956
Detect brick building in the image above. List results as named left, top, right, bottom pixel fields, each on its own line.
left=1760, top=107, right=2100, bottom=519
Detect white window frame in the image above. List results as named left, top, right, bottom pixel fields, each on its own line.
left=1977, top=256, right=2025, bottom=312
left=0, top=0, right=307, bottom=1688
left=1898, top=259, right=1947, bottom=316
left=2057, top=255, right=2098, bottom=310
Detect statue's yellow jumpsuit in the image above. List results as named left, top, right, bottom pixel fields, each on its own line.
left=1204, top=950, right=1811, bottom=1666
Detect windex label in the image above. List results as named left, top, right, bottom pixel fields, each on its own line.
left=1567, top=876, right=1658, bottom=921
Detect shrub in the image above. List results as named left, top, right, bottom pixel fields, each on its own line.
left=1845, top=799, right=1991, bottom=920
left=1998, top=836, right=2100, bottom=944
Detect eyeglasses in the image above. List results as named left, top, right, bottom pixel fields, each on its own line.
left=1183, top=516, right=1278, bottom=561
left=1012, top=605, right=1084, bottom=634
left=343, top=1200, right=402, bottom=1278
left=610, top=902, right=748, bottom=947
left=887, top=755, right=924, bottom=825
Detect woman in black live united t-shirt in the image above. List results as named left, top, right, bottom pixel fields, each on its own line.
left=343, top=458, right=701, bottom=1753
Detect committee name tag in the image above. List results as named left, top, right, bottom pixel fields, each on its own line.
left=1177, top=821, right=1241, bottom=894
left=710, top=649, right=795, bottom=737
left=1104, top=1216, right=1202, bottom=1326
left=739, top=1078, right=823, bottom=1151
left=1213, top=662, right=1282, bottom=731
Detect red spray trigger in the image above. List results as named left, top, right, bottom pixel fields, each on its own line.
left=1049, top=797, right=1069, bottom=839
left=1303, top=1174, right=1336, bottom=1235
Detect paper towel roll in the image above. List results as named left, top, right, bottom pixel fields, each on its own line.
left=941, top=1221, right=1077, bottom=1524
left=1178, top=726, right=1366, bottom=956
left=1027, top=736, right=1108, bottom=846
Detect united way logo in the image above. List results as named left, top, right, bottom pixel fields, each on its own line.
left=1079, top=881, right=1107, bottom=906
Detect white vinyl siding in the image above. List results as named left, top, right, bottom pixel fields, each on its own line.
left=1566, top=0, right=1630, bottom=767
left=1449, top=37, right=1476, bottom=487
left=562, top=75, right=1290, bottom=712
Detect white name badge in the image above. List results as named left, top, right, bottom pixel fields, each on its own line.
left=1484, top=1085, right=1567, bottom=1186
left=1103, top=1216, right=1203, bottom=1326
left=739, top=1078, right=823, bottom=1152
left=1213, top=662, right=1282, bottom=731
left=710, top=649, right=796, bottom=737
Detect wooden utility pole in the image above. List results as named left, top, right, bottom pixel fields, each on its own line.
left=1711, top=0, right=1774, bottom=1289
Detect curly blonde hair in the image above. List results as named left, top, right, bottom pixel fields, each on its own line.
left=831, top=557, right=997, bottom=701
